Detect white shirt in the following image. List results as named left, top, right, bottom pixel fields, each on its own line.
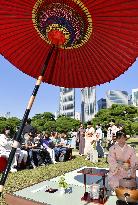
left=96, top=128, right=102, bottom=140
left=85, top=127, right=96, bottom=143
left=0, top=134, right=12, bottom=153
left=111, top=125, right=119, bottom=136
left=86, top=127, right=95, bottom=135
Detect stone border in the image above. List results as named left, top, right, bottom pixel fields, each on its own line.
left=5, top=193, right=48, bottom=205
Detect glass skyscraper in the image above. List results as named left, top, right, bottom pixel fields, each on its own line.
left=97, top=98, right=107, bottom=111
left=132, top=88, right=138, bottom=107
left=106, top=90, right=128, bottom=108
left=59, top=88, right=75, bottom=118
left=81, top=87, right=96, bottom=122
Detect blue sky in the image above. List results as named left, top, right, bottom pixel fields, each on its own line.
left=0, top=55, right=138, bottom=119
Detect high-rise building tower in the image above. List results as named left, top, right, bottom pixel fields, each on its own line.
left=132, top=88, right=138, bottom=107
left=75, top=112, right=80, bottom=121
left=81, top=87, right=96, bottom=122
left=97, top=98, right=107, bottom=111
left=106, top=90, right=128, bottom=108
left=128, top=94, right=132, bottom=105
left=59, top=88, right=75, bottom=118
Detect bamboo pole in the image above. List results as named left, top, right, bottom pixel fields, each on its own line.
left=0, top=45, right=55, bottom=196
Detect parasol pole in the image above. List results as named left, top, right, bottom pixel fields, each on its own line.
left=0, top=45, right=55, bottom=196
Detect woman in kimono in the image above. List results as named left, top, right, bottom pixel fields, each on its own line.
left=77, top=124, right=85, bottom=155
left=108, top=131, right=137, bottom=193
left=84, top=122, right=95, bottom=160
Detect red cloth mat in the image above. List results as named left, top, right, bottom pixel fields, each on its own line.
left=0, top=156, right=7, bottom=172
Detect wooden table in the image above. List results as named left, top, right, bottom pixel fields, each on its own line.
left=78, top=168, right=109, bottom=204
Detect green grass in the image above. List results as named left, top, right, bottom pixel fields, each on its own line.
left=127, top=137, right=138, bottom=153
left=0, top=156, right=108, bottom=205
left=127, top=137, right=138, bottom=143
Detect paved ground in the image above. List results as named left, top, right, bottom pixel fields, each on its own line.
left=13, top=148, right=138, bottom=205
left=14, top=167, right=118, bottom=205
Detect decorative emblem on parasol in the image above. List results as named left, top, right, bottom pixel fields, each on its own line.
left=0, top=0, right=138, bottom=196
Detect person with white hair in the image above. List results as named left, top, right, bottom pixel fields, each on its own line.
left=0, top=127, right=17, bottom=172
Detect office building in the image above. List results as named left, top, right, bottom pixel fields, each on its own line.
left=132, top=88, right=138, bottom=107
left=128, top=94, right=132, bottom=105
left=75, top=112, right=80, bottom=121
left=106, top=90, right=128, bottom=108
left=59, top=87, right=75, bottom=118
left=97, top=98, right=107, bottom=111
left=81, top=87, right=96, bottom=122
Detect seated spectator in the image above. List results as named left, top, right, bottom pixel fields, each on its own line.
left=34, top=131, right=43, bottom=147
left=50, top=132, right=57, bottom=142
left=49, top=133, right=65, bottom=161
left=41, top=131, right=57, bottom=164
left=50, top=132, right=60, bottom=151
left=0, top=127, right=17, bottom=172
left=24, top=131, right=39, bottom=168
left=16, top=148, right=28, bottom=169
left=13, top=127, right=28, bottom=169
left=58, top=133, right=72, bottom=161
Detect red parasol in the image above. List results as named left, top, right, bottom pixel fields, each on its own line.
left=0, top=0, right=138, bottom=196
left=0, top=0, right=138, bottom=88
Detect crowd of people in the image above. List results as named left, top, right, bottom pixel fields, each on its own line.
left=0, top=119, right=72, bottom=172
left=76, top=122, right=104, bottom=160
left=74, top=120, right=133, bottom=159
left=0, top=118, right=138, bottom=195
left=75, top=121, right=138, bottom=195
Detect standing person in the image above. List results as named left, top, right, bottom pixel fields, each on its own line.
left=22, top=118, right=35, bottom=139
left=95, top=124, right=104, bottom=158
left=110, top=122, right=119, bottom=136
left=107, top=122, right=119, bottom=150
left=77, top=124, right=85, bottom=156
left=106, top=124, right=112, bottom=150
left=24, top=131, right=39, bottom=168
left=108, top=131, right=138, bottom=194
left=70, top=129, right=77, bottom=149
left=84, top=121, right=95, bottom=160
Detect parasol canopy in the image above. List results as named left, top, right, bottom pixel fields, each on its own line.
left=0, top=0, right=138, bottom=88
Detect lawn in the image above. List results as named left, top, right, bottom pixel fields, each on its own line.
left=0, top=156, right=108, bottom=205
left=127, top=137, right=138, bottom=153
left=127, top=137, right=138, bottom=144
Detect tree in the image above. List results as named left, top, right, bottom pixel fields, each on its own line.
left=31, top=112, right=55, bottom=132
left=93, top=104, right=138, bottom=135
left=56, top=116, right=80, bottom=133
left=32, top=112, right=55, bottom=121
left=0, top=117, right=20, bottom=135
left=44, top=121, right=56, bottom=132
